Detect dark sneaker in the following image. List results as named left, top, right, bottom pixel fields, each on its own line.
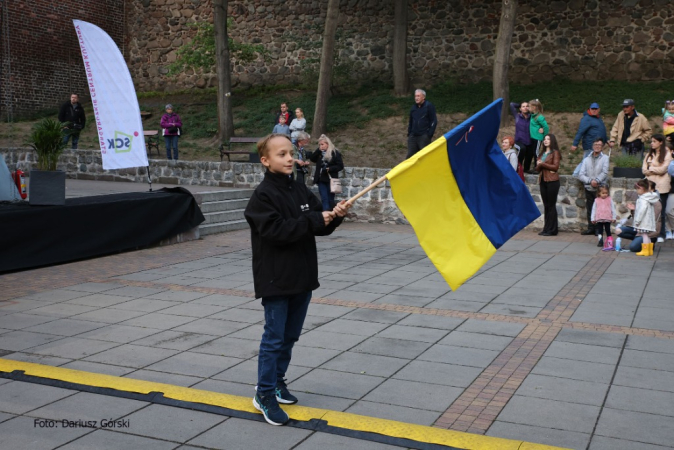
left=275, top=380, right=298, bottom=405
left=597, top=238, right=604, bottom=247
left=253, top=392, right=289, bottom=426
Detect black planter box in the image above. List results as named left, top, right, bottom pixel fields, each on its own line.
left=612, top=167, right=643, bottom=179
left=29, top=170, right=66, bottom=206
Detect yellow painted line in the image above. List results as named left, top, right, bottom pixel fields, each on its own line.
left=0, top=358, right=570, bottom=450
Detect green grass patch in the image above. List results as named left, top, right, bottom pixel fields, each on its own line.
left=612, top=154, right=644, bottom=168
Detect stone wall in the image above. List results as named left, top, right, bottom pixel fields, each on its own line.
left=126, top=0, right=674, bottom=93
left=0, top=1, right=125, bottom=119
left=3, top=147, right=643, bottom=232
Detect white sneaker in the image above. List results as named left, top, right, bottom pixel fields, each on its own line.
left=666, top=231, right=673, bottom=240
left=657, top=237, right=665, bottom=243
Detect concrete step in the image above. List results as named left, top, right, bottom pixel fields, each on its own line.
left=203, top=209, right=245, bottom=225
left=199, top=198, right=250, bottom=213
left=199, top=219, right=249, bottom=236
left=196, top=189, right=254, bottom=203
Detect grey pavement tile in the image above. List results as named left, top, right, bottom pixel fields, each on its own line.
left=60, top=359, right=137, bottom=376
left=236, top=299, right=264, bottom=311
left=320, top=351, right=409, bottom=378
left=455, top=283, right=510, bottom=296
left=115, top=272, right=171, bottom=282
left=490, top=292, right=555, bottom=308
left=620, top=348, right=674, bottom=372
left=417, top=344, right=500, bottom=368
left=569, top=310, right=634, bottom=327
left=312, top=319, right=389, bottom=337
left=23, top=318, right=105, bottom=337
left=25, top=289, right=91, bottom=302
left=76, top=324, right=162, bottom=344
left=478, top=303, right=542, bottom=318
left=486, top=421, right=591, bottom=450
left=289, top=346, right=342, bottom=368
left=393, top=360, right=482, bottom=388
left=227, top=323, right=264, bottom=341
left=345, top=282, right=401, bottom=295
left=191, top=337, right=260, bottom=359
left=496, top=395, right=600, bottom=433
left=0, top=415, right=90, bottom=448
left=626, top=335, right=674, bottom=354
left=371, top=293, right=435, bottom=307
left=60, top=430, right=178, bottom=450
left=132, top=330, right=217, bottom=351
left=555, top=328, right=626, bottom=348
left=606, top=385, right=674, bottom=418
left=395, top=314, right=464, bottom=330
left=613, top=366, right=674, bottom=393
left=188, top=417, right=311, bottom=450
left=436, top=289, right=500, bottom=303
left=208, top=307, right=264, bottom=324
left=326, top=289, right=385, bottom=303
left=298, top=330, right=369, bottom=351
left=151, top=275, right=205, bottom=286
left=107, top=297, right=181, bottom=312
left=0, top=381, right=75, bottom=414
left=83, top=344, right=179, bottom=368
left=0, top=299, right=46, bottom=313
left=351, top=337, right=432, bottom=360
left=65, top=293, right=138, bottom=308
left=72, top=307, right=147, bottom=324
left=28, top=391, right=148, bottom=421
left=191, top=279, right=250, bottom=289
left=291, top=368, right=385, bottom=400
left=123, top=404, right=225, bottom=442
left=638, top=296, right=674, bottom=310
left=28, top=302, right=100, bottom=318
left=190, top=293, right=252, bottom=308
left=424, top=298, right=486, bottom=312
left=212, top=359, right=310, bottom=385
left=363, top=378, right=462, bottom=412
left=124, top=369, right=204, bottom=387
left=632, top=316, right=674, bottom=332
left=294, top=430, right=403, bottom=450
left=345, top=400, right=442, bottom=426
left=64, top=282, right=122, bottom=293
left=531, top=356, right=616, bottom=384
left=543, top=341, right=622, bottom=365
left=305, top=303, right=354, bottom=318
left=0, top=411, right=13, bottom=422
left=340, top=308, right=408, bottom=323
left=103, top=286, right=167, bottom=298
left=157, top=303, right=227, bottom=318
left=580, top=292, right=641, bottom=307
left=120, top=313, right=198, bottom=330
left=393, top=284, right=450, bottom=299
left=3, top=352, right=72, bottom=366
left=516, top=374, right=610, bottom=406
left=31, top=337, right=121, bottom=359
left=437, top=331, right=513, bottom=351
left=191, top=378, right=256, bottom=398
left=146, top=352, right=241, bottom=377
left=322, top=273, right=373, bottom=284
left=454, top=319, right=526, bottom=337
left=172, top=318, right=250, bottom=336
left=0, top=330, right=64, bottom=352
left=146, top=290, right=211, bottom=302
left=589, top=436, right=672, bottom=450
left=376, top=324, right=449, bottom=343
left=595, top=408, right=674, bottom=448
left=300, top=315, right=332, bottom=331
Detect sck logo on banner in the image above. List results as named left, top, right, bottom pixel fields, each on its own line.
left=107, top=131, right=135, bottom=153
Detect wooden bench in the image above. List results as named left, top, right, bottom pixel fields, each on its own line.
left=220, top=137, right=262, bottom=162
left=144, top=130, right=161, bottom=157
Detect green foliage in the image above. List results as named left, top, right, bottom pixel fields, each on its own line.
left=168, top=21, right=267, bottom=75
left=29, top=118, right=67, bottom=171
left=613, top=154, right=644, bottom=168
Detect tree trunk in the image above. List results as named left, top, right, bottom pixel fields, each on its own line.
left=312, top=0, right=340, bottom=137
left=493, top=0, right=517, bottom=127
left=392, top=0, right=409, bottom=97
left=214, top=0, right=234, bottom=145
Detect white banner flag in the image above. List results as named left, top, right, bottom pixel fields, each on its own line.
left=73, top=20, right=148, bottom=170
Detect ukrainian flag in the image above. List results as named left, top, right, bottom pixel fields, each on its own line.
left=387, top=99, right=540, bottom=290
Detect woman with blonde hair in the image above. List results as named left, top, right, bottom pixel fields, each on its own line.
left=289, top=108, right=306, bottom=143
left=308, top=134, right=344, bottom=211
left=528, top=99, right=549, bottom=171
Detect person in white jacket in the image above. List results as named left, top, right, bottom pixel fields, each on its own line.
left=289, top=108, right=306, bottom=143
left=632, top=179, right=660, bottom=256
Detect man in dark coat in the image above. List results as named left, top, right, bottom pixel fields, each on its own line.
left=58, top=94, right=86, bottom=149
left=407, top=89, right=437, bottom=159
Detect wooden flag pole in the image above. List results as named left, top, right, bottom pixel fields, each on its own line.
left=346, top=175, right=388, bottom=205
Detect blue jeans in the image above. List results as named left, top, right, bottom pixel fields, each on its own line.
left=258, top=291, right=312, bottom=394
left=318, top=181, right=335, bottom=211
left=617, top=226, right=650, bottom=252
left=63, top=131, right=80, bottom=149
left=164, top=135, right=179, bottom=160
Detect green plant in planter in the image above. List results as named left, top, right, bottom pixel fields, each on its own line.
left=29, top=118, right=67, bottom=171
left=612, top=154, right=643, bottom=168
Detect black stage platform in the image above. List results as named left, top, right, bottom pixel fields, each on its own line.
left=0, top=187, right=205, bottom=272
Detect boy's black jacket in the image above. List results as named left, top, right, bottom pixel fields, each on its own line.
left=244, top=171, right=343, bottom=298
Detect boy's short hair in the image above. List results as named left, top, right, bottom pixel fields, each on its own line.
left=257, top=134, right=292, bottom=158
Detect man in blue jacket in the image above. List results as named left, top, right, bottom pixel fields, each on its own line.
left=571, top=103, right=607, bottom=158
left=407, top=89, right=438, bottom=159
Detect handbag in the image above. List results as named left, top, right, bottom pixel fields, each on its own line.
left=328, top=172, right=342, bottom=194
left=516, top=161, right=525, bottom=182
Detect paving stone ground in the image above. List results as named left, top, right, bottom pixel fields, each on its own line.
left=2, top=205, right=674, bottom=449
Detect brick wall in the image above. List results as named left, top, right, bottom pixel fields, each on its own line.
left=0, top=1, right=125, bottom=119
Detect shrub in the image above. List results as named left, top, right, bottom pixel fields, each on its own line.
left=612, top=154, right=643, bottom=168
left=29, top=118, right=67, bottom=171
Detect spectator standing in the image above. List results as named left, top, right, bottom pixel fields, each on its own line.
left=663, top=100, right=674, bottom=138
left=571, top=103, right=608, bottom=158
left=528, top=99, right=549, bottom=172
left=536, top=134, right=561, bottom=236
left=509, top=101, right=534, bottom=172
left=609, top=99, right=652, bottom=157
left=289, top=108, right=306, bottom=143
left=642, top=134, right=672, bottom=242
left=293, top=131, right=311, bottom=185
left=274, top=102, right=294, bottom=126
left=160, top=104, right=182, bottom=160
left=577, top=138, right=609, bottom=236
left=58, top=93, right=86, bottom=149
left=407, top=89, right=438, bottom=159
left=308, top=134, right=344, bottom=211
left=272, top=116, right=291, bottom=137
left=501, top=136, right=518, bottom=170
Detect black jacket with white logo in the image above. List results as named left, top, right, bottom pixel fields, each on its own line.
left=244, top=170, right=343, bottom=298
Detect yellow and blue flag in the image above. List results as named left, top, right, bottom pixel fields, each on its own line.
left=386, top=99, right=540, bottom=290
